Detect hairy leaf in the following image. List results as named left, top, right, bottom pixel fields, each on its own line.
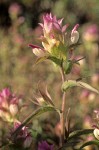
left=62, top=80, right=99, bottom=94
left=78, top=81, right=99, bottom=94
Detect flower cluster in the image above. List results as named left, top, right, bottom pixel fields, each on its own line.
left=0, top=88, right=22, bottom=122
left=29, top=13, right=79, bottom=60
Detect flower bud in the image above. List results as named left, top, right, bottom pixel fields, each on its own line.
left=37, top=97, right=46, bottom=106
left=29, top=44, right=46, bottom=57
left=71, top=31, right=79, bottom=44
left=71, top=24, right=79, bottom=44
left=93, top=128, right=99, bottom=140
left=2, top=88, right=11, bottom=99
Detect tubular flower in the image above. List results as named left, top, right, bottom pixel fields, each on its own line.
left=29, top=13, right=79, bottom=60
left=71, top=24, right=79, bottom=44
left=0, top=88, right=22, bottom=122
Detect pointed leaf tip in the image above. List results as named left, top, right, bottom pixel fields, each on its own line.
left=62, top=80, right=99, bottom=94
left=79, top=140, right=99, bottom=149
left=78, top=81, right=99, bottom=94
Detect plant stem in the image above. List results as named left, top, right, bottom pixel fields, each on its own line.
left=60, top=63, right=66, bottom=146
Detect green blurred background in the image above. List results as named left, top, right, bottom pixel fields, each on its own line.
left=0, top=0, right=99, bottom=136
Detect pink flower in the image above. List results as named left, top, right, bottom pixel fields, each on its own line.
left=38, top=141, right=54, bottom=150
left=40, top=13, right=67, bottom=35
left=29, top=13, right=79, bottom=60
left=0, top=88, right=22, bottom=122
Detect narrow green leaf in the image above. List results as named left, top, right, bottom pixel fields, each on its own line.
left=68, top=129, right=93, bottom=141
left=11, top=106, right=60, bottom=139
left=78, top=81, right=99, bottom=94
left=79, top=140, right=99, bottom=149
left=62, top=80, right=99, bottom=94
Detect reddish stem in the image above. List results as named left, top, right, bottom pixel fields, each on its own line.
left=60, top=64, right=66, bottom=146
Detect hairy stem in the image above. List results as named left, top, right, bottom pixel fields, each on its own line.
left=60, top=64, right=66, bottom=146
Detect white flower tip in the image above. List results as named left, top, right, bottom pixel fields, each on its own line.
left=93, top=128, right=99, bottom=140
left=71, top=31, right=79, bottom=44
left=32, top=48, right=45, bottom=57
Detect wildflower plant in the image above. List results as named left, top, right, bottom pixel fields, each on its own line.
left=29, top=13, right=99, bottom=149
left=0, top=13, right=99, bottom=150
